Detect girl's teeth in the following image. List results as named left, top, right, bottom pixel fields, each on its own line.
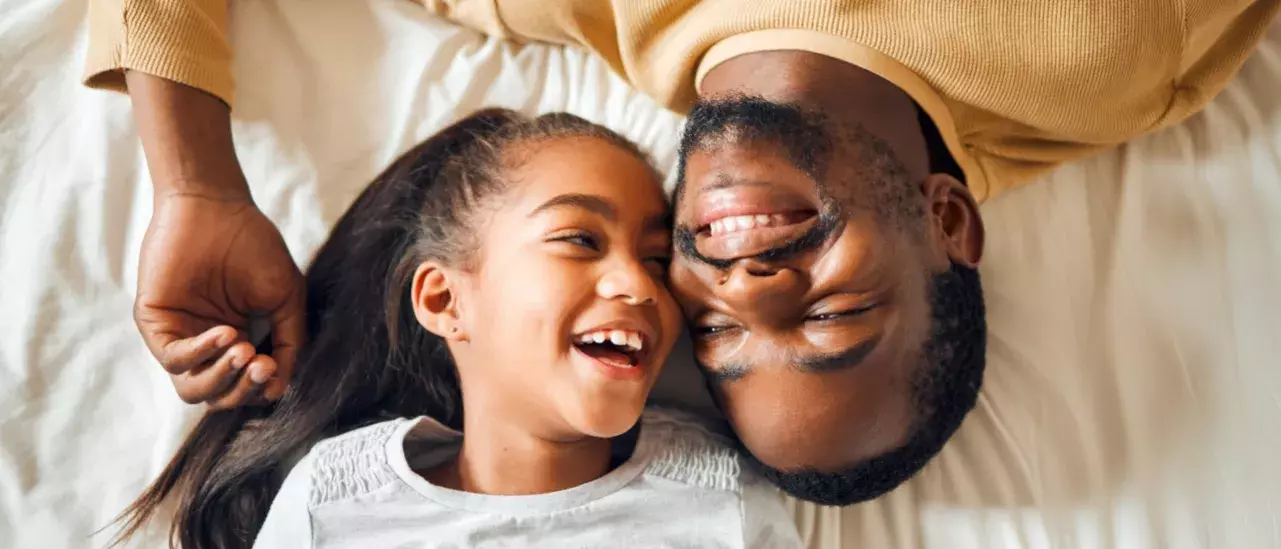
left=578, top=330, right=645, bottom=351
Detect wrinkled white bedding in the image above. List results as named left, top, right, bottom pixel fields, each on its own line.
left=1, top=1, right=1278, bottom=547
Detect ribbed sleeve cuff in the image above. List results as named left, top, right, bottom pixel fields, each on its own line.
left=83, top=0, right=235, bottom=107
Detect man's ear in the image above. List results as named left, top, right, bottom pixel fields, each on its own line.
left=411, top=262, right=468, bottom=342
left=922, top=173, right=984, bottom=267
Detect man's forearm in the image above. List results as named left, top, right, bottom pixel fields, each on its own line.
left=125, top=70, right=250, bottom=200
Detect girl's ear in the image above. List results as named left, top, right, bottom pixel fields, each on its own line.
left=411, top=262, right=468, bottom=342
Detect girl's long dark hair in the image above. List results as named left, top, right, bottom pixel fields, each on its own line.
left=111, top=109, right=649, bottom=549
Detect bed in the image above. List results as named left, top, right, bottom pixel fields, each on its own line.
left=2, top=1, right=1279, bottom=547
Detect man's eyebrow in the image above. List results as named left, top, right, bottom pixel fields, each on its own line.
left=703, top=362, right=750, bottom=384
left=701, top=335, right=881, bottom=385
left=794, top=335, right=883, bottom=373
left=529, top=193, right=617, bottom=220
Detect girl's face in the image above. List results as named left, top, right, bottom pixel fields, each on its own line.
left=433, top=136, right=681, bottom=439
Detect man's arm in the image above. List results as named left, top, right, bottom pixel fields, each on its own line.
left=83, top=0, right=306, bottom=408
left=125, top=71, right=305, bottom=408
left=127, top=71, right=245, bottom=200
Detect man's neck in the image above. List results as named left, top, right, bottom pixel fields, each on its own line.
left=425, top=412, right=614, bottom=495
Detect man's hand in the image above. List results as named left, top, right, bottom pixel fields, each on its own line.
left=126, top=70, right=304, bottom=408
left=136, top=192, right=304, bottom=408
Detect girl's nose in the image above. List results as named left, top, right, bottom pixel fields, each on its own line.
left=597, top=259, right=660, bottom=306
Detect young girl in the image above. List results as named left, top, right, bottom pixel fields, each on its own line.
left=115, top=109, right=802, bottom=548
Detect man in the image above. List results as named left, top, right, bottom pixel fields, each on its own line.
left=668, top=66, right=985, bottom=504
left=85, top=0, right=1278, bottom=505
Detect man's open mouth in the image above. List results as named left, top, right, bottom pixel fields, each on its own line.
left=701, top=211, right=815, bottom=236
left=695, top=209, right=818, bottom=260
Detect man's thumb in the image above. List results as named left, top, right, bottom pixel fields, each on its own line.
left=263, top=284, right=306, bottom=401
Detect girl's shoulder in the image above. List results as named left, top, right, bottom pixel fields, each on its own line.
left=632, top=408, right=804, bottom=547
left=301, top=417, right=424, bottom=507
left=311, top=417, right=412, bottom=455
left=637, top=407, right=750, bottom=492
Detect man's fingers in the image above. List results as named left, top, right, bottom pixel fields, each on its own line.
left=172, top=342, right=255, bottom=404
left=265, top=285, right=306, bottom=401
left=207, top=355, right=276, bottom=410
left=155, top=325, right=239, bottom=375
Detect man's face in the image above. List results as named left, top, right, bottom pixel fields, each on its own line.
left=667, top=96, right=987, bottom=505
left=670, top=139, right=933, bottom=469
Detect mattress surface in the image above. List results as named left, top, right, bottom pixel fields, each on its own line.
left=1, top=1, right=1279, bottom=547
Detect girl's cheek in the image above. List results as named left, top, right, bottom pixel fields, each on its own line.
left=658, top=298, right=685, bottom=352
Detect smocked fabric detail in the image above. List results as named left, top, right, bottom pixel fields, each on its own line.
left=308, top=420, right=403, bottom=507
left=641, top=409, right=742, bottom=492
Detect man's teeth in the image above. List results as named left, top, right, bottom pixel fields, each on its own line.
left=578, top=329, right=644, bottom=352
left=708, top=214, right=790, bottom=236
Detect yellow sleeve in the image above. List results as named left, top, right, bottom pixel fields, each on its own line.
left=422, top=0, right=701, bottom=112
left=422, top=0, right=512, bottom=41
left=84, top=0, right=235, bottom=106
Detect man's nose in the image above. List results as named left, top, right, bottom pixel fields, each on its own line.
left=717, top=260, right=806, bottom=326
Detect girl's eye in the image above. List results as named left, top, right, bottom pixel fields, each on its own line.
left=551, top=232, right=599, bottom=250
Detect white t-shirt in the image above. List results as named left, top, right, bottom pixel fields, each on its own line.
left=254, top=408, right=803, bottom=548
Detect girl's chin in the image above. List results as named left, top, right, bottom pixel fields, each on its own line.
left=566, top=406, right=645, bottom=439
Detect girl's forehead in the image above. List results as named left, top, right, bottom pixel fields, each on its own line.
left=504, top=138, right=667, bottom=214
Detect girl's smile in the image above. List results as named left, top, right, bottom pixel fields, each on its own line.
left=572, top=320, right=657, bottom=379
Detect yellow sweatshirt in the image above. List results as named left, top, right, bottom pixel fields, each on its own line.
left=85, top=0, right=1279, bottom=201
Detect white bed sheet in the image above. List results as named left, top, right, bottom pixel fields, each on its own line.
left=1, top=1, right=1278, bottom=548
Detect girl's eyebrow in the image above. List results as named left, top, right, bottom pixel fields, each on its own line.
left=529, top=193, right=617, bottom=220
left=531, top=193, right=672, bottom=235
